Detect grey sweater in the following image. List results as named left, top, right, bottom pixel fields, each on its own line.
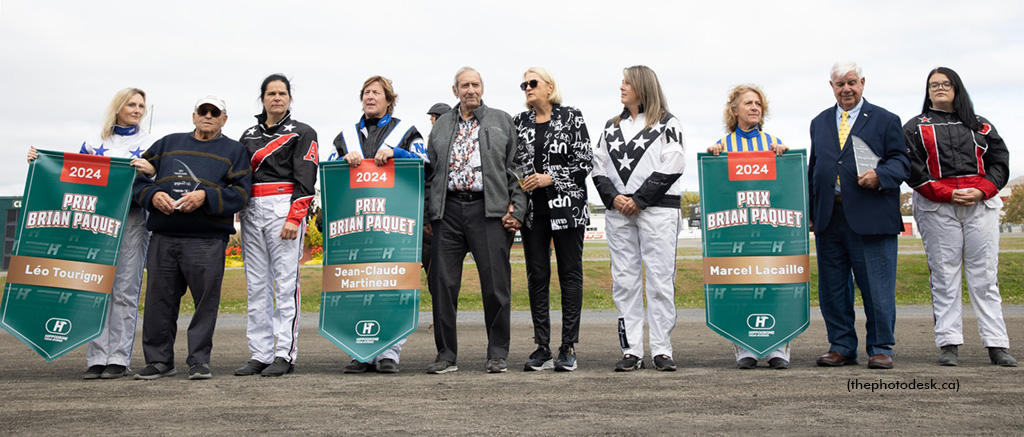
left=425, top=102, right=526, bottom=222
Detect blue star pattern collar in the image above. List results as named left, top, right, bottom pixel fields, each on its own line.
left=112, top=125, right=139, bottom=136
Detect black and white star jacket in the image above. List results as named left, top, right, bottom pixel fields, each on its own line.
left=592, top=108, right=686, bottom=210
left=239, top=111, right=320, bottom=225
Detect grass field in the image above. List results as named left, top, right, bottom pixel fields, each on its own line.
left=5, top=236, right=1024, bottom=314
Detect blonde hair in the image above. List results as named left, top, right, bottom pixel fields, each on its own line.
left=101, top=88, right=146, bottom=140
left=360, top=75, right=398, bottom=115
left=523, top=67, right=563, bottom=110
left=614, top=65, right=668, bottom=130
left=723, top=84, right=769, bottom=133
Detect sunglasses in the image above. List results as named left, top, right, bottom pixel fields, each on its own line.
left=520, top=79, right=540, bottom=91
left=196, top=106, right=222, bottom=117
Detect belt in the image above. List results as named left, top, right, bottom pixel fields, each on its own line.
left=834, top=194, right=842, bottom=204
left=447, top=190, right=484, bottom=202
left=253, top=183, right=294, bottom=197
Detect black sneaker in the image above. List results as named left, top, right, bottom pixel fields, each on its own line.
left=989, top=347, right=1018, bottom=367
left=426, top=360, right=458, bottom=374
left=485, top=358, right=507, bottom=373
left=134, top=362, right=177, bottom=380
left=377, top=359, right=400, bottom=374
left=343, top=359, right=371, bottom=374
left=615, top=354, right=643, bottom=372
left=938, top=345, right=959, bottom=366
left=188, top=363, right=212, bottom=380
left=767, top=357, right=790, bottom=370
left=737, top=357, right=757, bottom=369
left=100, top=364, right=130, bottom=379
left=653, top=354, right=677, bottom=371
left=554, top=344, right=577, bottom=372
left=83, top=365, right=105, bottom=380
left=523, top=345, right=553, bottom=371
left=234, top=360, right=269, bottom=376
left=261, top=357, right=294, bottom=377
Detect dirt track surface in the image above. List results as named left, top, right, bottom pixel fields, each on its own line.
left=2, top=307, right=1022, bottom=435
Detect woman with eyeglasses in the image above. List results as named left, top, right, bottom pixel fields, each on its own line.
left=26, top=88, right=154, bottom=380
left=706, top=84, right=790, bottom=370
left=903, top=67, right=1016, bottom=367
left=592, top=65, right=686, bottom=372
left=234, top=74, right=320, bottom=377
left=511, top=67, right=592, bottom=372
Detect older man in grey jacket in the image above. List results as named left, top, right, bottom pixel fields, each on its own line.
left=425, top=66, right=527, bottom=374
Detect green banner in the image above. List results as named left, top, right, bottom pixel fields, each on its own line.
left=698, top=150, right=810, bottom=358
left=2, top=150, right=135, bottom=361
left=318, top=159, right=423, bottom=362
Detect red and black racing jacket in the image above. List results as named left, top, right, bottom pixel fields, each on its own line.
left=902, top=109, right=1008, bottom=203
left=240, top=111, right=319, bottom=225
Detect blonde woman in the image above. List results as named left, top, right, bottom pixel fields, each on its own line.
left=592, top=66, right=685, bottom=371
left=27, top=88, right=154, bottom=379
left=707, top=84, right=790, bottom=369
left=512, top=67, right=592, bottom=372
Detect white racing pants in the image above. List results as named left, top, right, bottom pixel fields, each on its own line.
left=607, top=206, right=681, bottom=359
left=241, top=190, right=304, bottom=364
left=914, top=192, right=1010, bottom=349
left=735, top=344, right=790, bottom=362
left=86, top=207, right=149, bottom=367
left=368, top=339, right=405, bottom=364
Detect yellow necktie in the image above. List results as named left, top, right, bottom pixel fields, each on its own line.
left=837, top=111, right=850, bottom=187
left=838, top=111, right=850, bottom=150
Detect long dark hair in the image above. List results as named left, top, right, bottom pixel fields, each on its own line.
left=259, top=73, right=291, bottom=116
left=922, top=67, right=980, bottom=131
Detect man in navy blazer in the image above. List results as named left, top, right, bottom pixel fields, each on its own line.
left=808, top=61, right=909, bottom=369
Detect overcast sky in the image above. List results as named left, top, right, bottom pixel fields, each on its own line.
left=1, top=0, right=1022, bottom=199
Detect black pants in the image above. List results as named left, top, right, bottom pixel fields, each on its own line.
left=428, top=196, right=513, bottom=362
left=141, top=234, right=226, bottom=366
left=521, top=218, right=584, bottom=347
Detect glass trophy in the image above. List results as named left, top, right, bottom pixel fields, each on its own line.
left=850, top=135, right=880, bottom=175
left=171, top=159, right=201, bottom=209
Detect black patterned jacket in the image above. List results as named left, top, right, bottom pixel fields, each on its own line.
left=512, top=104, right=593, bottom=230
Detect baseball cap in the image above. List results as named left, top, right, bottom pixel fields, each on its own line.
left=194, top=95, right=227, bottom=112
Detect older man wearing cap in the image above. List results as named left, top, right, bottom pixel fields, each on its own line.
left=427, top=102, right=451, bottom=125
left=132, top=96, right=252, bottom=380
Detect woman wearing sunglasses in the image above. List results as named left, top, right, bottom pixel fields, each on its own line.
left=26, top=88, right=155, bottom=380
left=592, top=65, right=686, bottom=372
left=511, top=67, right=592, bottom=372
left=234, top=74, right=320, bottom=377
left=904, top=67, right=1016, bottom=367
left=707, top=84, right=790, bottom=370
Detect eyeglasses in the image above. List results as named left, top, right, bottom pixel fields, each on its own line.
left=520, top=79, right=540, bottom=91
left=196, top=106, right=222, bottom=117
left=928, top=81, right=953, bottom=91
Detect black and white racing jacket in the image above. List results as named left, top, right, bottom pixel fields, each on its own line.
left=592, top=108, right=686, bottom=210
